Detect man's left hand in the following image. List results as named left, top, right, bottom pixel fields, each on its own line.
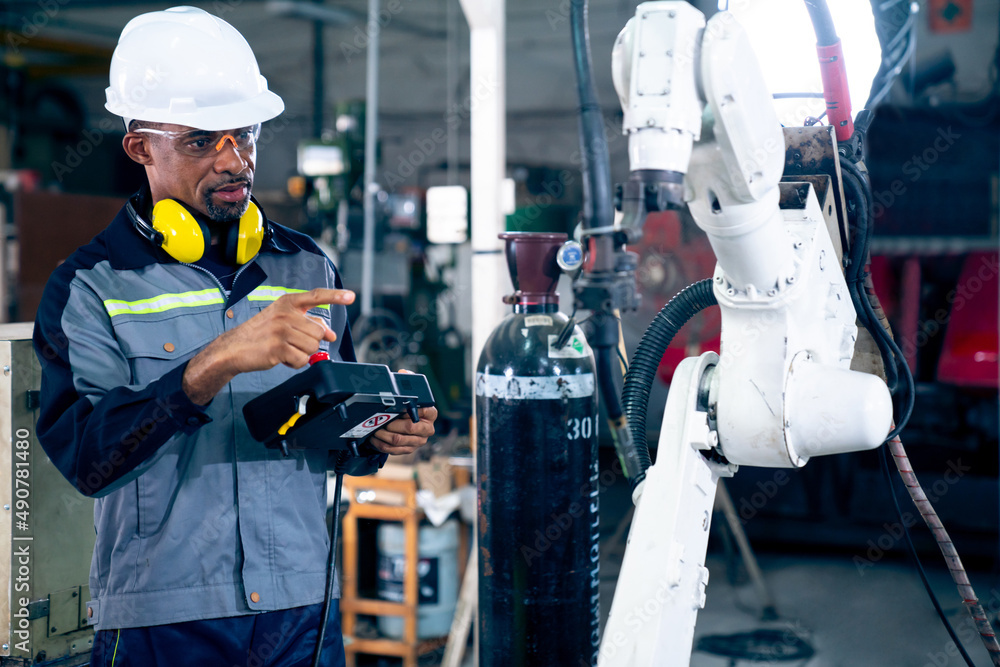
left=369, top=407, right=437, bottom=455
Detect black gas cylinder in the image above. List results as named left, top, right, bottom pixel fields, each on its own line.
left=476, top=232, right=600, bottom=666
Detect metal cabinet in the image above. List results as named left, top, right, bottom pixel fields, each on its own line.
left=0, top=325, right=94, bottom=666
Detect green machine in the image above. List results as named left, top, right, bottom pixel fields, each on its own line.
left=296, top=100, right=368, bottom=249
left=0, top=325, right=94, bottom=666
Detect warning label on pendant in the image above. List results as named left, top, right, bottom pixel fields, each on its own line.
left=340, top=412, right=398, bottom=438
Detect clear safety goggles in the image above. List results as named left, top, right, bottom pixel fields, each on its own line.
left=133, top=124, right=261, bottom=158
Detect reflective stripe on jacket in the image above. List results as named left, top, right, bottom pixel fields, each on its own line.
left=33, top=204, right=354, bottom=630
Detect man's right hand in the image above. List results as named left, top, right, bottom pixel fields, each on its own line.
left=182, top=288, right=355, bottom=405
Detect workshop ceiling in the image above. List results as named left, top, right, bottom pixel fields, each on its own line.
left=3, top=1, right=997, bottom=193
left=3, top=0, right=647, bottom=129
left=6, top=0, right=998, bottom=132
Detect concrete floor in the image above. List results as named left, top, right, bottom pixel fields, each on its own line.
left=449, top=552, right=997, bottom=667
left=598, top=552, right=998, bottom=667
left=429, top=451, right=999, bottom=667
left=593, top=466, right=1000, bottom=667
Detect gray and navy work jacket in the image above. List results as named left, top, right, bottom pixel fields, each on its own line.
left=34, top=200, right=357, bottom=630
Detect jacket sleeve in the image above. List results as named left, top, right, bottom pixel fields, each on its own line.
left=33, top=276, right=211, bottom=498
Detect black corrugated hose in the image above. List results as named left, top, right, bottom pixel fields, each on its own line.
left=622, top=279, right=718, bottom=491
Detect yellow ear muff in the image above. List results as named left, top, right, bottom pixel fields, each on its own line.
left=150, top=199, right=207, bottom=264
left=233, top=201, right=265, bottom=265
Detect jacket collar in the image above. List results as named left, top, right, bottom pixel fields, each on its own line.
left=107, top=186, right=301, bottom=271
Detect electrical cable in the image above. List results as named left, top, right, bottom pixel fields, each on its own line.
left=596, top=346, right=625, bottom=423
left=311, top=471, right=345, bottom=667
left=867, top=32, right=918, bottom=109
left=799, top=4, right=986, bottom=662
left=837, top=153, right=995, bottom=662
left=883, top=435, right=1000, bottom=665
left=865, top=1, right=918, bottom=108
left=803, top=0, right=838, bottom=46
left=882, top=9, right=916, bottom=59
left=570, top=0, right=647, bottom=493
left=570, top=0, right=613, bottom=233
left=597, top=344, right=646, bottom=487
left=772, top=92, right=826, bottom=99
left=839, top=163, right=900, bottom=392
left=879, top=443, right=977, bottom=667
left=876, top=0, right=909, bottom=10
left=616, top=345, right=629, bottom=373
left=838, top=156, right=916, bottom=440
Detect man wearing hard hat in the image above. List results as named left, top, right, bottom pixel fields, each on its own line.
left=32, top=7, right=436, bottom=666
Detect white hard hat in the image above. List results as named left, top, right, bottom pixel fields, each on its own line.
left=105, top=6, right=284, bottom=131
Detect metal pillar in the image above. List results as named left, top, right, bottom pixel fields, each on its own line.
left=361, top=0, right=380, bottom=317
left=459, top=0, right=508, bottom=374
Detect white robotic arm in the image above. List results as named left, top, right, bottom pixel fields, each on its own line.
left=600, top=3, right=892, bottom=665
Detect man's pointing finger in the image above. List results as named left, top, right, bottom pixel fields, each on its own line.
left=285, top=288, right=356, bottom=310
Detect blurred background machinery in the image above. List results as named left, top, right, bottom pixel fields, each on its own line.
left=0, top=2, right=997, bottom=663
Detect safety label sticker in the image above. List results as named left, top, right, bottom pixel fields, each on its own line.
left=548, top=334, right=591, bottom=359
left=524, top=315, right=553, bottom=327
left=340, top=412, right=398, bottom=439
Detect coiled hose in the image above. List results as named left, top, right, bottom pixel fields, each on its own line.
left=621, top=279, right=718, bottom=491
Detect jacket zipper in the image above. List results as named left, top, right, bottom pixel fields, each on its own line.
left=182, top=261, right=257, bottom=304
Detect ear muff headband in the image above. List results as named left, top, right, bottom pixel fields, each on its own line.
left=129, top=195, right=267, bottom=265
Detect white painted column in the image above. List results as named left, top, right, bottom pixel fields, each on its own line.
left=361, top=0, right=380, bottom=316
left=459, top=0, right=508, bottom=371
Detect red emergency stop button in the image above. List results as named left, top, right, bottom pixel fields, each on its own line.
left=309, top=352, right=330, bottom=365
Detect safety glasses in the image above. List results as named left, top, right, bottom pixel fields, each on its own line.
left=133, top=124, right=261, bottom=158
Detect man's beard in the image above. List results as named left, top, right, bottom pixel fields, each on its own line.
left=203, top=181, right=251, bottom=223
